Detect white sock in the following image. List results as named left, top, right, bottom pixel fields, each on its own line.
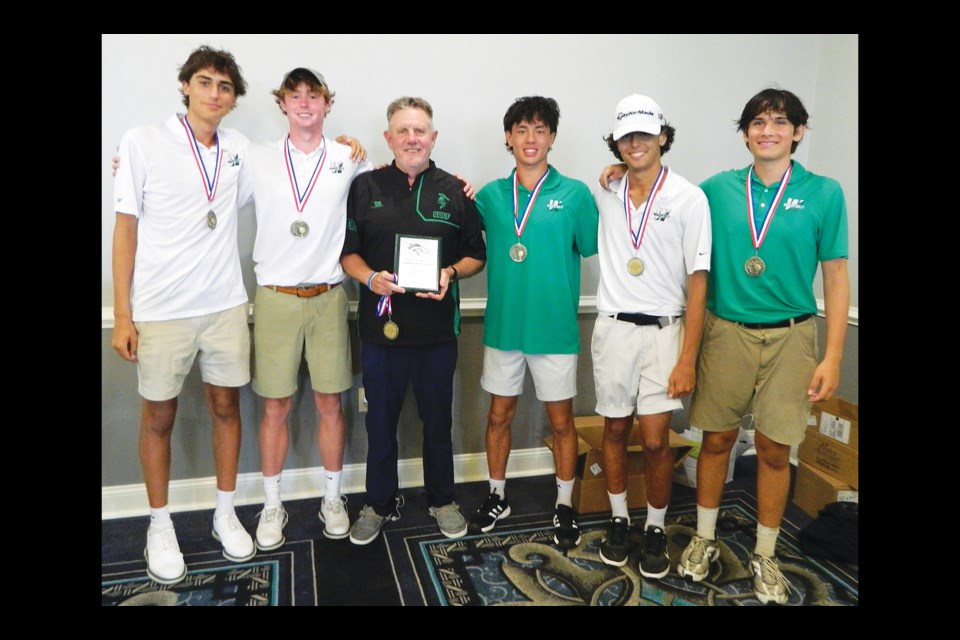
left=215, top=489, right=236, bottom=519
left=556, top=477, right=575, bottom=508
left=645, top=504, right=667, bottom=530
left=150, top=506, right=173, bottom=529
left=324, top=470, right=342, bottom=501
left=755, top=523, right=780, bottom=558
left=489, top=478, right=506, bottom=499
left=608, top=491, right=629, bottom=520
left=696, top=505, right=719, bottom=541
left=263, top=473, right=282, bottom=507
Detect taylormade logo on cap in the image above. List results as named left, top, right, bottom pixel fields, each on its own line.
left=613, top=94, right=665, bottom=141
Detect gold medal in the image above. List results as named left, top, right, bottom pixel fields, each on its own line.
left=509, top=243, right=527, bottom=263
left=207, top=210, right=217, bottom=229
left=627, top=257, right=645, bottom=276
left=383, top=320, right=399, bottom=340
left=290, top=220, right=310, bottom=238
left=744, top=255, right=766, bottom=277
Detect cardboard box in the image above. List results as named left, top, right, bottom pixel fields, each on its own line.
left=544, top=416, right=696, bottom=514
left=792, top=460, right=859, bottom=518
left=797, top=427, right=859, bottom=489
left=808, top=397, right=859, bottom=451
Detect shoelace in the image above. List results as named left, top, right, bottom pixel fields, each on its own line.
left=435, top=502, right=458, bottom=515
left=607, top=520, right=629, bottom=546
left=554, top=506, right=577, bottom=528
left=643, top=527, right=665, bottom=555
left=261, top=507, right=284, bottom=524
left=482, top=493, right=504, bottom=516
left=686, top=536, right=713, bottom=563
left=390, top=494, right=405, bottom=520
left=754, top=555, right=791, bottom=592
left=216, top=514, right=243, bottom=533
left=150, top=527, right=179, bottom=551
left=325, top=497, right=344, bottom=514
left=359, top=505, right=381, bottom=522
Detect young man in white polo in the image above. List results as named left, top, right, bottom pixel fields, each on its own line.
left=591, top=94, right=710, bottom=577
left=245, top=68, right=373, bottom=549
left=112, top=46, right=256, bottom=584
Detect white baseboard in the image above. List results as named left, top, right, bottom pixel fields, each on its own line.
left=101, top=446, right=556, bottom=520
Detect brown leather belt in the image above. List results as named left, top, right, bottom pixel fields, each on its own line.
left=265, top=283, right=339, bottom=298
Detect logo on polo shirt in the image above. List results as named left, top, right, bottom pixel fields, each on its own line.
left=437, top=193, right=450, bottom=209
left=372, top=201, right=383, bottom=208
left=784, top=197, right=805, bottom=210
left=329, top=161, right=344, bottom=174
left=227, top=153, right=241, bottom=167
left=547, top=199, right=563, bottom=210
left=653, top=208, right=671, bottom=222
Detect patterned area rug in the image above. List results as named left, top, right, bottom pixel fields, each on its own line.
left=101, top=540, right=317, bottom=606
left=386, top=489, right=858, bottom=606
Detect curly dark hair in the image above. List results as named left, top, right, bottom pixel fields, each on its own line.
left=177, top=46, right=247, bottom=109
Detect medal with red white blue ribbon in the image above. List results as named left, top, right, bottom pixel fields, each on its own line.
left=377, top=273, right=400, bottom=340
left=180, top=115, right=223, bottom=230
left=510, top=168, right=550, bottom=263
left=622, top=166, right=667, bottom=276
left=285, top=135, right=327, bottom=238
left=744, top=162, right=792, bottom=277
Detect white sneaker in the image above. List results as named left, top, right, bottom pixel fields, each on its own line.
left=212, top=512, right=256, bottom=562
left=319, top=496, right=350, bottom=539
left=751, top=554, right=791, bottom=605
left=144, top=524, right=186, bottom=585
left=255, top=504, right=289, bottom=551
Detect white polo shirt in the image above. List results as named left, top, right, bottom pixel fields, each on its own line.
left=594, top=169, right=711, bottom=317
left=246, top=137, right=373, bottom=286
left=114, top=114, right=252, bottom=322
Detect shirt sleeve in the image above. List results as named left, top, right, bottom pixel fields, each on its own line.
left=573, top=183, right=599, bottom=258
left=342, top=175, right=364, bottom=256
left=114, top=131, right=145, bottom=217
left=817, top=179, right=849, bottom=262
left=456, top=193, right=487, bottom=261
left=684, top=188, right=712, bottom=274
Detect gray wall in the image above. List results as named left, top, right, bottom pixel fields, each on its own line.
left=101, top=312, right=858, bottom=486
left=101, top=34, right=859, bottom=490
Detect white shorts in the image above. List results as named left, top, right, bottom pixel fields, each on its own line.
left=135, top=304, right=251, bottom=401
left=480, top=347, right=577, bottom=402
left=591, top=314, right=684, bottom=418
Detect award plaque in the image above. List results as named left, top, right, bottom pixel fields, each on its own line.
left=383, top=320, right=399, bottom=340
left=627, top=257, right=645, bottom=276
left=394, top=235, right=441, bottom=293
left=207, top=210, right=218, bottom=229
left=290, top=220, right=310, bottom=238
left=744, top=255, right=766, bottom=277
left=509, top=243, right=527, bottom=263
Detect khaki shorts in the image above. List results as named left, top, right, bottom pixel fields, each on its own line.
left=591, top=314, right=684, bottom=418
left=252, top=284, right=352, bottom=398
left=135, top=304, right=251, bottom=401
left=480, top=347, right=577, bottom=402
left=690, top=311, right=817, bottom=446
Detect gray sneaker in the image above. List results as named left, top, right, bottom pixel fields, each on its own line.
left=429, top=502, right=468, bottom=538
left=349, top=495, right=404, bottom=546
left=751, top=554, right=791, bottom=604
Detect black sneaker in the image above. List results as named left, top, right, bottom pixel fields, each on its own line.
left=599, top=517, right=630, bottom=567
left=553, top=504, right=582, bottom=549
left=638, top=525, right=670, bottom=579
left=468, top=492, right=511, bottom=533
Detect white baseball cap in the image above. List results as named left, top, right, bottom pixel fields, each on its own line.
left=612, top=94, right=665, bottom=140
